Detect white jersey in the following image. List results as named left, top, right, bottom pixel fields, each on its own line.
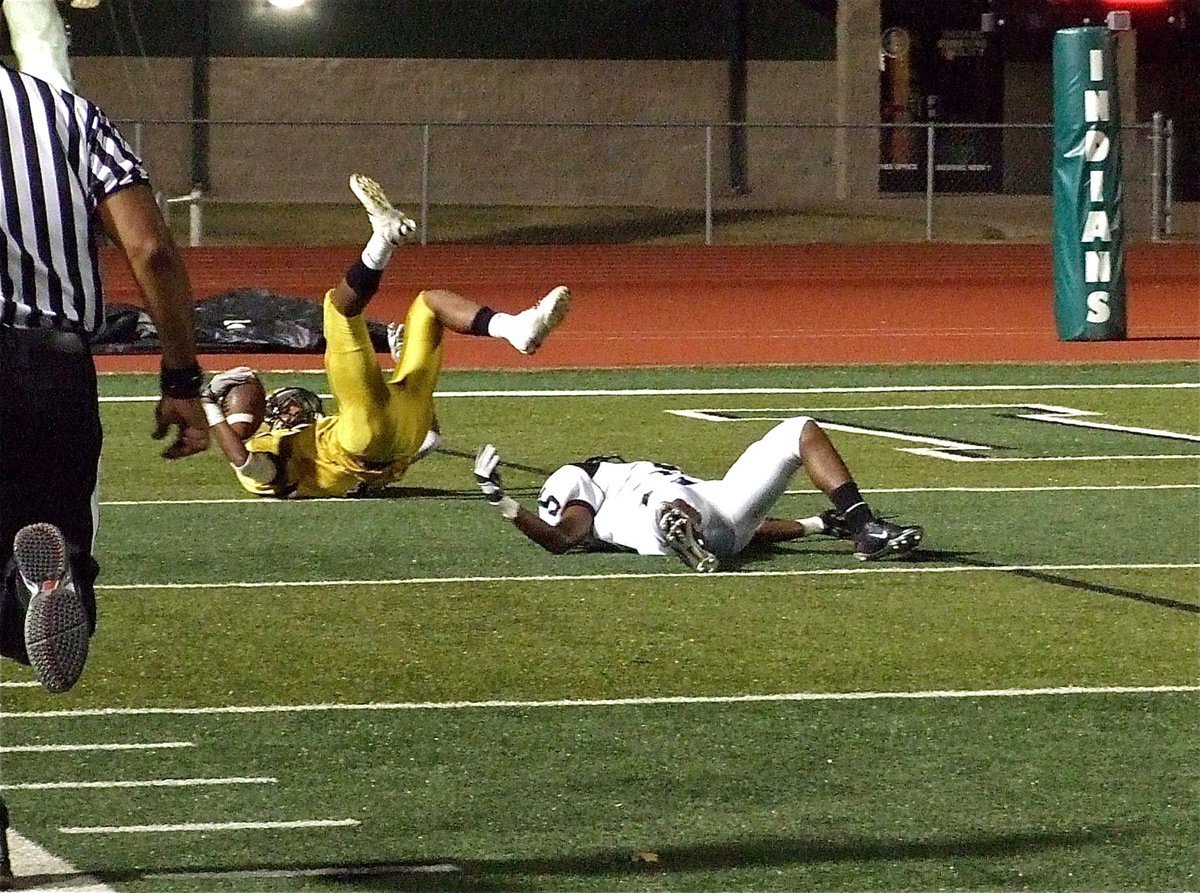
left=536, top=417, right=816, bottom=559
left=537, top=460, right=700, bottom=555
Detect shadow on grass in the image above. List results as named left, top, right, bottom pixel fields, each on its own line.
left=86, top=825, right=1128, bottom=891
left=951, top=554, right=1200, bottom=614
left=346, top=485, right=542, bottom=501
left=735, top=546, right=1200, bottom=613
left=731, top=543, right=975, bottom=569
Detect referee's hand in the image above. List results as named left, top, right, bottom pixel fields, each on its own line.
left=153, top=396, right=210, bottom=459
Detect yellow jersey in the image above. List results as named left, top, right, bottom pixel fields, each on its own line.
left=234, top=416, right=409, bottom=499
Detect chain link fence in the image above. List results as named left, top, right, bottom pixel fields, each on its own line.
left=130, top=119, right=1186, bottom=247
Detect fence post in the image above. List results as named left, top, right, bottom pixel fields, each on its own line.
left=704, top=125, right=713, bottom=246
left=925, top=121, right=935, bottom=241
left=420, top=124, right=430, bottom=246
left=1150, top=111, right=1164, bottom=241
left=188, top=185, right=203, bottom=247
left=1164, top=117, right=1175, bottom=237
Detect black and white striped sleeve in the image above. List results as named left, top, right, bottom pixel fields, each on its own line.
left=84, top=104, right=149, bottom=204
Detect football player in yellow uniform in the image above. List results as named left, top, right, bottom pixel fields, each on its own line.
left=203, top=174, right=571, bottom=498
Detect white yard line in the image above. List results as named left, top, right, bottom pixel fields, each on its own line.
left=58, top=818, right=359, bottom=835
left=98, top=482, right=1200, bottom=508
left=88, top=561, right=1200, bottom=592
left=900, top=452, right=1199, bottom=462
left=784, top=483, right=1200, bottom=494
left=144, top=863, right=461, bottom=881
left=3, top=684, right=1196, bottom=720
left=7, top=831, right=116, bottom=892
left=98, top=381, right=1200, bottom=402
left=1, top=742, right=194, bottom=753
left=6, top=776, right=276, bottom=791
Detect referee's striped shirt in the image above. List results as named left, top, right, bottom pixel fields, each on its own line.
left=0, top=63, right=149, bottom=335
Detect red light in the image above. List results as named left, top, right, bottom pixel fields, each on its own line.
left=1098, top=0, right=1171, bottom=5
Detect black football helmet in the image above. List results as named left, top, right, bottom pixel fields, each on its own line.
left=264, top=386, right=323, bottom=430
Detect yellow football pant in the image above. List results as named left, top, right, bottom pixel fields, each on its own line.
left=322, top=291, right=444, bottom=464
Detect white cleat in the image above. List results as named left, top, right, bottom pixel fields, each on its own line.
left=413, top=429, right=442, bottom=463
left=655, top=505, right=719, bottom=574
left=14, top=523, right=89, bottom=693
left=510, top=286, right=571, bottom=355
left=349, top=173, right=416, bottom=246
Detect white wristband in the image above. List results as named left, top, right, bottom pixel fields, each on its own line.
left=202, top=398, right=226, bottom=428
left=497, top=495, right=519, bottom=520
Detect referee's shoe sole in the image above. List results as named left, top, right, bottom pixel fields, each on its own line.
left=14, top=523, right=89, bottom=694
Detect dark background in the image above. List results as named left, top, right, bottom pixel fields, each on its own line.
left=60, top=0, right=1198, bottom=200
left=63, top=0, right=838, bottom=60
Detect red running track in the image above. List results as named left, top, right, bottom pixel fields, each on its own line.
left=94, top=243, right=1199, bottom=372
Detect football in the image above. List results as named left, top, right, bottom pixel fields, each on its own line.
left=222, top=375, right=267, bottom=439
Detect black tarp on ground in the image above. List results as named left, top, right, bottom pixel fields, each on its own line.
left=94, top=289, right=392, bottom=354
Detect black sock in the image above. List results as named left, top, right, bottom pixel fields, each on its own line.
left=470, top=306, right=496, bottom=337
left=345, top=260, right=382, bottom=300
left=830, top=481, right=873, bottom=533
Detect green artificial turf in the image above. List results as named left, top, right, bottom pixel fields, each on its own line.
left=2, top=362, right=1196, bottom=892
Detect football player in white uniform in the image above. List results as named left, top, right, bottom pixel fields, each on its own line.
left=473, top=416, right=923, bottom=572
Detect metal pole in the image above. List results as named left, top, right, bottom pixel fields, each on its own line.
left=704, top=125, right=713, bottom=246
left=1164, top=117, right=1175, bottom=237
left=188, top=186, right=203, bottom=248
left=420, top=124, right=430, bottom=247
left=190, top=0, right=210, bottom=191
left=725, top=0, right=750, bottom=194
left=925, top=122, right=935, bottom=241
left=1150, top=111, right=1163, bottom=242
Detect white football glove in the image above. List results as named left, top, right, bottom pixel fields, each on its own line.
left=474, top=444, right=519, bottom=519
left=203, top=366, right=257, bottom=402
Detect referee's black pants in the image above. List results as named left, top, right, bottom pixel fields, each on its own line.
left=0, top=326, right=100, bottom=664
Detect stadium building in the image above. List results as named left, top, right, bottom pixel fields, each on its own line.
left=50, top=0, right=1200, bottom=216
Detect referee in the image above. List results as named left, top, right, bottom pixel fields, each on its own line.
left=0, top=3, right=207, bottom=883
left=0, top=45, right=209, bottom=687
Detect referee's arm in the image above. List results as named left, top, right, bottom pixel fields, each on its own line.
left=98, top=184, right=198, bottom=370
left=98, top=183, right=209, bottom=458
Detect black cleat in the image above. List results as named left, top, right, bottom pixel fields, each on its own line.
left=818, top=509, right=853, bottom=540
left=853, top=518, right=923, bottom=561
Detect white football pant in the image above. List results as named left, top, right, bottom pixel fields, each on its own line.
left=657, top=416, right=813, bottom=557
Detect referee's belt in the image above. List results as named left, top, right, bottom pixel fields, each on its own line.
left=0, top=324, right=91, bottom=359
